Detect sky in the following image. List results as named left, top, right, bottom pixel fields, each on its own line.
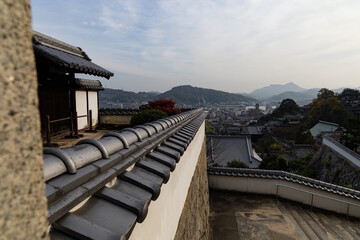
left=31, top=0, right=360, bottom=93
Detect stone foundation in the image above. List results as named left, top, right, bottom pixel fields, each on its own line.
left=311, top=144, right=360, bottom=190
left=174, top=138, right=210, bottom=240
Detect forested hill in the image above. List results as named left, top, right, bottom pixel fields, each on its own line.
left=156, top=85, right=255, bottom=105
left=99, top=89, right=156, bottom=104
left=100, top=85, right=255, bottom=107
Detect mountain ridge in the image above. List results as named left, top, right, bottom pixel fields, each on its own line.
left=249, top=82, right=306, bottom=99
left=99, top=83, right=360, bottom=108
left=156, top=85, right=255, bottom=105
left=99, top=85, right=255, bottom=107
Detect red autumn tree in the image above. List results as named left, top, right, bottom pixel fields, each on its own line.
left=147, top=99, right=181, bottom=116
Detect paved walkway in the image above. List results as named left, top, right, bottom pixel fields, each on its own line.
left=44, top=129, right=113, bottom=149
left=209, top=189, right=360, bottom=240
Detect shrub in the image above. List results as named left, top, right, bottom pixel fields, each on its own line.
left=130, top=109, right=167, bottom=127
left=269, top=143, right=284, bottom=152
left=212, top=163, right=222, bottom=167
left=227, top=160, right=249, bottom=168
left=344, top=184, right=354, bottom=189
left=260, top=154, right=288, bottom=170
left=299, top=166, right=317, bottom=178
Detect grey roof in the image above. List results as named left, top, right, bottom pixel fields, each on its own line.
left=208, top=136, right=261, bottom=168
left=33, top=31, right=114, bottom=79
left=208, top=167, right=360, bottom=200
left=44, top=109, right=207, bottom=239
left=75, top=78, right=104, bottom=91
left=241, top=126, right=262, bottom=135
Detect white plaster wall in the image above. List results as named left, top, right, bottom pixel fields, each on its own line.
left=209, top=175, right=360, bottom=218
left=129, top=122, right=205, bottom=240
left=88, top=91, right=98, bottom=126
left=75, top=91, right=88, bottom=130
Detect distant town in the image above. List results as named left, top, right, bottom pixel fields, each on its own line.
left=99, top=83, right=360, bottom=190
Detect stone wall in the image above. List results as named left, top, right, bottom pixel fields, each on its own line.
left=310, top=144, right=360, bottom=190
left=174, top=138, right=210, bottom=240
left=0, top=1, right=49, bottom=239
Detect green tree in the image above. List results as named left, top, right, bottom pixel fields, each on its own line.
left=205, top=121, right=215, bottom=134
left=288, top=153, right=316, bottom=178
left=338, top=88, right=360, bottom=104
left=259, top=154, right=288, bottom=170
left=305, top=88, right=347, bottom=127
left=226, top=160, right=249, bottom=168
left=130, top=109, right=167, bottom=127
left=261, top=98, right=299, bottom=121
left=317, top=88, right=336, bottom=99
left=295, top=127, right=315, bottom=144
left=340, top=128, right=360, bottom=153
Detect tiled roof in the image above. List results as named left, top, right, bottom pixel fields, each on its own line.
left=75, top=78, right=104, bottom=91
left=33, top=31, right=114, bottom=79
left=241, top=126, right=262, bottom=135
left=208, top=167, right=360, bottom=200
left=208, top=136, right=261, bottom=168
left=310, top=120, right=341, bottom=137
left=44, top=109, right=207, bottom=239
left=99, top=108, right=141, bottom=116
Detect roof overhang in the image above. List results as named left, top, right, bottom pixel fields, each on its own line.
left=33, top=31, right=114, bottom=79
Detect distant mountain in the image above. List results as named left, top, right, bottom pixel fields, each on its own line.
left=146, top=91, right=161, bottom=95
left=250, top=83, right=360, bottom=105
left=99, top=85, right=255, bottom=108
left=302, top=88, right=320, bottom=97
left=156, top=85, right=255, bottom=105
left=236, top=92, right=254, bottom=98
left=332, top=87, right=345, bottom=93
left=99, top=88, right=154, bottom=107
left=250, top=82, right=306, bottom=99
left=266, top=91, right=314, bottom=105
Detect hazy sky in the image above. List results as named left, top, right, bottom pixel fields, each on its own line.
left=31, top=0, right=360, bottom=93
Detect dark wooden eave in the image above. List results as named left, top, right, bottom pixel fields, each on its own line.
left=33, top=31, right=114, bottom=79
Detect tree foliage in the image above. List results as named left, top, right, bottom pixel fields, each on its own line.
left=147, top=99, right=181, bottom=116
left=317, top=88, right=336, bottom=99
left=338, top=88, right=360, bottom=104
left=261, top=98, right=300, bottom=121
left=226, top=160, right=249, bottom=168
left=288, top=154, right=317, bottom=178
left=205, top=121, right=215, bottom=134
left=130, top=109, right=167, bottom=127
left=259, top=154, right=288, bottom=170
left=305, top=88, right=347, bottom=127
left=295, top=127, right=315, bottom=144
left=273, top=126, right=299, bottom=141
left=259, top=153, right=317, bottom=178
left=340, top=129, right=360, bottom=153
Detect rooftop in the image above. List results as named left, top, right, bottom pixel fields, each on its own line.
left=75, top=78, right=104, bottom=91
left=208, top=136, right=261, bottom=168
left=43, top=109, right=207, bottom=239
left=210, top=190, right=360, bottom=240
left=33, top=31, right=114, bottom=79
left=310, top=121, right=341, bottom=137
